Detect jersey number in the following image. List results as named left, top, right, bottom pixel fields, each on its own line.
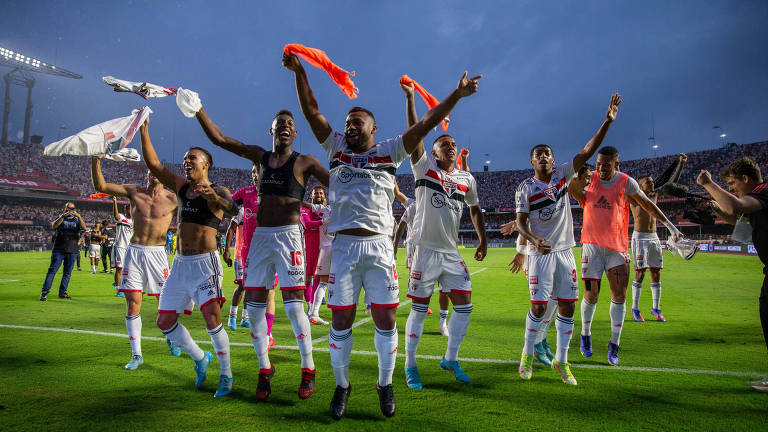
left=290, top=251, right=303, bottom=266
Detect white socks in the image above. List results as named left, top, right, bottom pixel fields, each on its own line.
left=631, top=281, right=642, bottom=310
left=374, top=326, right=398, bottom=386
left=246, top=301, right=271, bottom=370
left=329, top=326, right=352, bottom=388
left=161, top=322, right=204, bottom=361
left=126, top=314, right=142, bottom=356
left=446, top=304, right=472, bottom=361
left=555, top=314, right=574, bottom=363
left=609, top=300, right=626, bottom=345
left=439, top=309, right=449, bottom=326
left=523, top=311, right=542, bottom=355
left=650, top=282, right=661, bottom=310
left=404, top=303, right=429, bottom=368
left=535, top=298, right=558, bottom=343
left=311, top=282, right=327, bottom=318
left=207, top=323, right=232, bottom=378
left=283, top=299, right=314, bottom=370
left=580, top=299, right=597, bottom=336
left=229, top=305, right=238, bottom=318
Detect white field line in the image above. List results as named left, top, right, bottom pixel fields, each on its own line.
left=0, top=279, right=19, bottom=282
left=310, top=267, right=488, bottom=345
left=0, top=324, right=764, bottom=378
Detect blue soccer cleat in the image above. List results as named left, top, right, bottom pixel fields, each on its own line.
left=580, top=335, right=593, bottom=358
left=167, top=338, right=181, bottom=357
left=405, top=366, right=423, bottom=390
left=240, top=318, right=250, bottom=328
left=124, top=354, right=143, bottom=370
left=194, top=351, right=214, bottom=389
left=227, top=314, right=237, bottom=331
left=214, top=375, right=234, bottom=398
left=650, top=308, right=666, bottom=322
left=440, top=357, right=470, bottom=383
left=541, top=339, right=555, bottom=360
left=607, top=342, right=620, bottom=366
left=631, top=308, right=645, bottom=322
left=533, top=341, right=552, bottom=366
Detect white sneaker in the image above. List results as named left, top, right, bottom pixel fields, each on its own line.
left=439, top=321, right=450, bottom=337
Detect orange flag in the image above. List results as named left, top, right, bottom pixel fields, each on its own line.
left=89, top=192, right=110, bottom=199
left=399, top=75, right=449, bottom=131
left=284, top=44, right=358, bottom=99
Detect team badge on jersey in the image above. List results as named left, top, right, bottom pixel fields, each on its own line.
left=351, top=155, right=368, bottom=168
left=443, top=179, right=458, bottom=196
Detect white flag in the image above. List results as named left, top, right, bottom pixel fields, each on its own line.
left=43, top=107, right=151, bottom=161
left=103, top=76, right=176, bottom=99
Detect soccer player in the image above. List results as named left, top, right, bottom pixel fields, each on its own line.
left=284, top=51, right=480, bottom=419
left=302, top=186, right=332, bottom=325
left=399, top=81, right=487, bottom=390
left=574, top=145, right=682, bottom=365
left=191, top=96, right=329, bottom=401
left=91, top=154, right=181, bottom=371
left=515, top=94, right=622, bottom=385
left=301, top=186, right=324, bottom=318
left=40, top=202, right=86, bottom=300
left=165, top=230, right=173, bottom=254
left=110, top=196, right=133, bottom=295
left=696, top=158, right=768, bottom=392
left=141, top=117, right=238, bottom=398
left=629, top=153, right=687, bottom=322
left=223, top=208, right=249, bottom=329
left=100, top=220, right=113, bottom=273
left=88, top=222, right=105, bottom=274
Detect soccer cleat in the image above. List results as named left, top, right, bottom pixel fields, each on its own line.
left=376, top=383, right=396, bottom=417
left=580, top=335, right=593, bottom=357
left=39, top=293, right=47, bottom=301
left=77, top=267, right=82, bottom=271
left=650, top=308, right=666, bottom=322
left=541, top=339, right=555, bottom=361
left=439, top=321, right=450, bottom=337
left=552, top=359, right=577, bottom=385
left=440, top=357, right=471, bottom=383
left=268, top=335, right=275, bottom=351
left=631, top=308, right=645, bottom=322
left=167, top=339, right=181, bottom=357
left=214, top=375, right=234, bottom=398
left=240, top=318, right=250, bottom=328
left=330, top=385, right=351, bottom=420
left=427, top=308, right=433, bottom=315
left=518, top=353, right=533, bottom=380
left=310, top=316, right=329, bottom=325
left=92, top=270, right=97, bottom=274
left=533, top=341, right=552, bottom=366
left=607, top=342, right=620, bottom=366
left=58, top=292, right=72, bottom=300
left=194, top=351, right=214, bottom=389
left=124, top=355, right=144, bottom=370
left=404, top=366, right=423, bottom=389
left=227, top=314, right=237, bottom=331
left=748, top=377, right=768, bottom=387
left=365, top=304, right=371, bottom=313
left=255, top=365, right=275, bottom=401
left=116, top=291, right=125, bottom=298
left=298, top=368, right=316, bottom=399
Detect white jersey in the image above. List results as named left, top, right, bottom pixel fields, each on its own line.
left=114, top=213, right=133, bottom=249
left=310, top=203, right=334, bottom=249
left=515, top=161, right=576, bottom=255
left=232, top=207, right=244, bottom=225
left=400, top=199, right=418, bottom=245
left=322, top=130, right=408, bottom=235
left=411, top=152, right=479, bottom=253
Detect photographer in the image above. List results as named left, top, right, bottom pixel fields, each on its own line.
left=40, top=202, right=86, bottom=301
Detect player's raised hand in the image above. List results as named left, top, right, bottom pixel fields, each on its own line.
left=696, top=169, right=713, bottom=186
left=500, top=220, right=518, bottom=236
left=400, top=81, right=415, bottom=95
left=679, top=153, right=688, bottom=163
left=535, top=237, right=552, bottom=255
left=508, top=252, right=525, bottom=273
left=139, top=117, right=149, bottom=134
left=606, top=93, right=622, bottom=122
left=456, top=71, right=482, bottom=98
left=282, top=52, right=302, bottom=72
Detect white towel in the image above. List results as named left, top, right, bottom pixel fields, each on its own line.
left=176, top=87, right=202, bottom=118
left=43, top=107, right=151, bottom=161
left=103, top=76, right=176, bottom=100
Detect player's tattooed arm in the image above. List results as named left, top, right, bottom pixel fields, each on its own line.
left=283, top=53, right=332, bottom=143
left=196, top=108, right=266, bottom=163
left=469, top=205, right=487, bottom=261
left=573, top=93, right=622, bottom=171
left=140, top=118, right=186, bottom=193
left=403, top=72, right=481, bottom=156
left=91, top=155, right=130, bottom=197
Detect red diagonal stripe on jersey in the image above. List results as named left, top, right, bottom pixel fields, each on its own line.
left=332, top=152, right=351, bottom=163
left=528, top=177, right=567, bottom=201
left=425, top=169, right=469, bottom=193
left=369, top=155, right=393, bottom=164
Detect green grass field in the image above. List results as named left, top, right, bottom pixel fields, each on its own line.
left=1, top=248, right=767, bottom=431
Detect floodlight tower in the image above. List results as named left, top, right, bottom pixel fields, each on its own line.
left=0, top=46, right=82, bottom=145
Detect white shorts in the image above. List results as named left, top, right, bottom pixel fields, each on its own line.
left=88, top=244, right=101, bottom=258
left=111, top=246, right=128, bottom=269
left=406, top=242, right=415, bottom=269
left=119, top=244, right=170, bottom=297
left=234, top=257, right=244, bottom=283
left=525, top=249, right=579, bottom=304
left=631, top=231, right=663, bottom=270
left=581, top=243, right=630, bottom=281
left=408, top=247, right=471, bottom=300
left=328, top=234, right=399, bottom=309
left=314, top=246, right=332, bottom=278
left=158, top=251, right=224, bottom=315
left=243, top=225, right=305, bottom=291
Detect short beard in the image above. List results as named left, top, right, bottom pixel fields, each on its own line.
left=346, top=131, right=370, bottom=152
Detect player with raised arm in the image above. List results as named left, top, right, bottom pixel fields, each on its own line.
left=91, top=153, right=181, bottom=371
left=140, top=117, right=238, bottom=397
left=629, top=153, right=687, bottom=322
left=188, top=91, right=329, bottom=401
left=399, top=80, right=487, bottom=390
left=284, top=51, right=480, bottom=419
left=577, top=145, right=682, bottom=365
left=515, top=94, right=621, bottom=385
